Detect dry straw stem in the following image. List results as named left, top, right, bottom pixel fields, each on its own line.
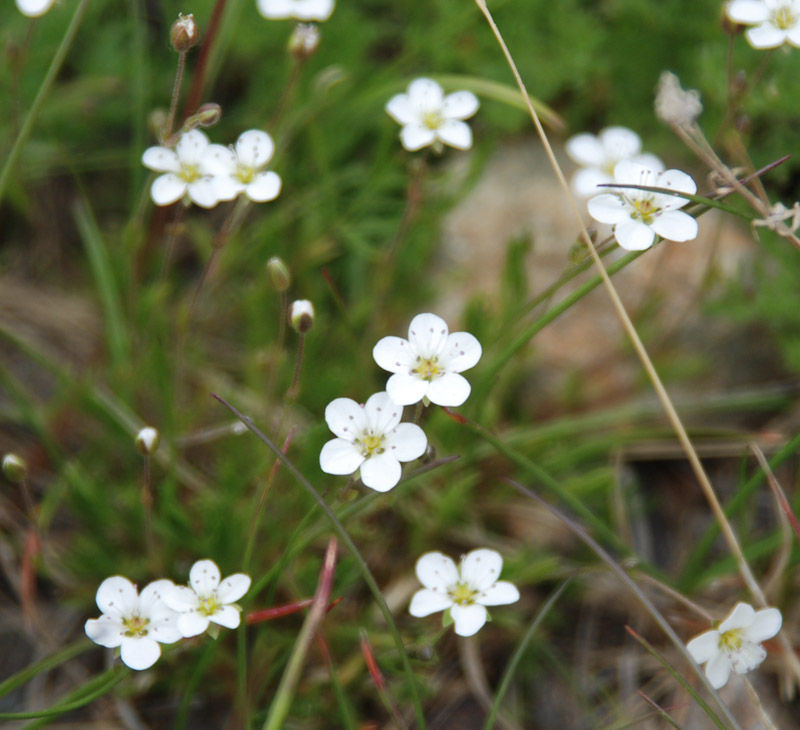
left=473, top=0, right=766, bottom=607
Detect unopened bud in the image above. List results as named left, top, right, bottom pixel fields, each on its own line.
left=289, top=300, right=314, bottom=333
left=136, top=427, right=160, bottom=456
left=170, top=13, right=199, bottom=53
left=183, top=103, right=222, bottom=132
left=2, top=454, right=28, bottom=484
left=148, top=108, right=169, bottom=140
left=267, top=257, right=291, bottom=291
left=288, top=23, right=320, bottom=60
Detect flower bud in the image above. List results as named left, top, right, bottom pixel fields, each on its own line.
left=170, top=13, right=199, bottom=53
left=289, top=300, right=314, bottom=333
left=288, top=23, right=321, bottom=61
left=267, top=257, right=291, bottom=292
left=2, top=454, right=27, bottom=484
left=193, top=102, right=222, bottom=127
left=136, top=427, right=160, bottom=456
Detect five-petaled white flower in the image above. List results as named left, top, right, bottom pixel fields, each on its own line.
left=319, top=391, right=427, bottom=492
left=566, top=126, right=664, bottom=198
left=163, top=559, right=251, bottom=637
left=203, top=130, right=282, bottom=204
left=142, top=130, right=219, bottom=208
left=727, top=0, right=800, bottom=48
left=16, top=0, right=55, bottom=16
left=385, top=78, right=479, bottom=152
left=409, top=549, right=520, bottom=637
left=85, top=577, right=181, bottom=670
left=373, top=313, right=482, bottom=407
left=587, top=161, right=698, bottom=251
left=256, top=0, right=335, bottom=21
left=686, top=602, right=782, bottom=689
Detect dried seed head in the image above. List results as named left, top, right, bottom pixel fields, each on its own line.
left=136, top=427, right=160, bottom=456
left=288, top=23, right=321, bottom=60
left=170, top=13, right=199, bottom=53
left=289, top=300, right=314, bottom=333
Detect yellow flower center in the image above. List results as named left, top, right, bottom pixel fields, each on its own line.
left=237, top=165, right=255, bottom=184
left=630, top=197, right=659, bottom=224
left=772, top=6, right=797, bottom=29
left=356, top=432, right=384, bottom=458
left=450, top=582, right=477, bottom=606
left=414, top=357, right=442, bottom=381
left=422, top=110, right=443, bottom=130
left=180, top=164, right=201, bottom=183
left=122, top=614, right=150, bottom=637
left=198, top=594, right=221, bottom=617
left=718, top=628, right=744, bottom=652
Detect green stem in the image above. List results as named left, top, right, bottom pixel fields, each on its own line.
left=0, top=640, right=92, bottom=700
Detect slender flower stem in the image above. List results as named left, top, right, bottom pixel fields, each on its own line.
left=182, top=0, right=229, bottom=119
left=140, top=455, right=155, bottom=558
left=286, top=332, right=306, bottom=400
left=162, top=51, right=188, bottom=144
left=0, top=0, right=92, bottom=206
left=269, top=56, right=306, bottom=132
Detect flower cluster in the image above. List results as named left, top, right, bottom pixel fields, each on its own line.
left=142, top=129, right=282, bottom=209
left=85, top=559, right=250, bottom=670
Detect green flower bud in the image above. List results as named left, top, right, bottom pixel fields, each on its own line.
left=267, top=257, right=291, bottom=292
left=2, top=454, right=28, bottom=484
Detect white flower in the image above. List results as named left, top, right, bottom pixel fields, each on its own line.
left=565, top=126, right=664, bottom=198
left=686, top=602, right=782, bottom=689
left=16, top=0, right=55, bottom=16
left=727, top=0, right=800, bottom=48
left=587, top=161, right=698, bottom=251
left=256, top=0, right=335, bottom=21
left=409, top=549, right=520, bottom=637
left=202, top=130, right=282, bottom=203
left=163, top=559, right=251, bottom=637
left=85, top=577, right=181, bottom=670
left=372, top=313, right=482, bottom=407
left=142, top=130, right=219, bottom=208
left=385, top=78, right=479, bottom=152
left=319, top=391, right=427, bottom=492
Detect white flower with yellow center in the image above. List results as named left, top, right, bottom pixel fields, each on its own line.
left=686, top=602, right=782, bottom=689
left=84, top=577, right=181, bottom=670
left=319, top=391, right=427, bottom=492
left=256, top=0, right=335, bottom=21
left=16, top=0, right=55, bottom=16
left=142, top=130, right=219, bottom=208
left=566, top=126, right=664, bottom=198
left=727, top=0, right=800, bottom=48
left=409, top=549, right=520, bottom=637
left=163, top=559, right=251, bottom=638
left=587, top=161, right=698, bottom=251
left=202, top=130, right=282, bottom=203
left=373, top=313, right=482, bottom=407
left=386, top=78, right=479, bottom=152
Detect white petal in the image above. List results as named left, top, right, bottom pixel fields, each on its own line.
left=415, top=552, right=459, bottom=591
left=211, top=175, right=243, bottom=202
left=187, top=177, right=220, bottom=209
left=142, top=146, right=180, bottom=174
left=730, top=641, right=766, bottom=673
left=294, top=0, right=335, bottom=21
left=325, top=397, right=367, bottom=439
left=209, top=605, right=242, bottom=629
left=386, top=371, right=430, bottom=406
left=245, top=171, right=282, bottom=202
left=363, top=391, right=402, bottom=434
left=163, top=585, right=200, bottom=613
left=442, top=91, right=479, bottom=120
left=460, top=549, right=504, bottom=591
left=686, top=629, right=721, bottom=664
left=96, top=576, right=138, bottom=618
left=256, top=0, right=294, bottom=18
left=138, top=579, right=176, bottom=615
left=384, top=423, right=427, bottom=462
left=727, top=0, right=770, bottom=23
left=236, top=130, right=275, bottom=169
left=631, top=153, right=664, bottom=174
left=477, top=581, right=520, bottom=607
left=320, top=438, right=364, bottom=475
left=359, top=452, right=402, bottom=492
left=599, top=126, right=642, bottom=160
left=178, top=611, right=210, bottom=638
left=190, top=560, right=221, bottom=596
left=85, top=616, right=124, bottom=648
left=571, top=168, right=613, bottom=198
left=406, top=78, right=444, bottom=111
left=150, top=174, right=186, bottom=206
left=451, top=604, right=488, bottom=637
left=718, top=602, right=755, bottom=633
left=614, top=220, right=655, bottom=251
left=373, top=336, right=415, bottom=374
left=216, top=573, right=251, bottom=604
left=409, top=588, right=453, bottom=617
left=650, top=210, right=698, bottom=242
left=202, top=144, right=238, bottom=176
left=743, top=608, right=782, bottom=642
left=176, top=130, right=210, bottom=166
left=613, top=160, right=656, bottom=186
left=149, top=613, right=182, bottom=644
left=436, top=120, right=472, bottom=150
left=386, top=94, right=416, bottom=125
left=787, top=24, right=800, bottom=46
left=587, top=193, right=630, bottom=224
left=565, top=133, right=606, bottom=168
left=442, top=332, right=482, bottom=373
left=400, top=124, right=436, bottom=151
left=120, top=637, right=161, bottom=670
left=408, top=313, right=449, bottom=357
left=746, top=23, right=787, bottom=47
left=16, top=0, right=55, bottom=17
left=705, top=652, right=732, bottom=689
left=656, top=168, right=697, bottom=197
left=426, top=372, right=471, bottom=407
